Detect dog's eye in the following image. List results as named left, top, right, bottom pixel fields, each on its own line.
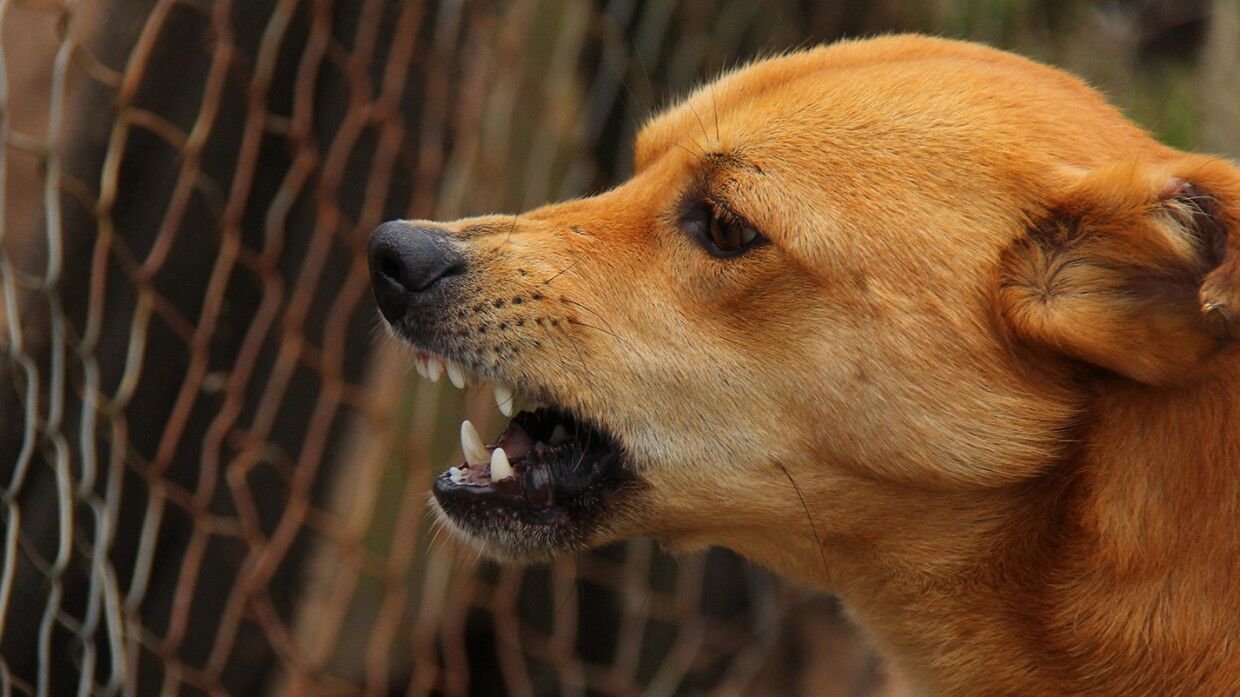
left=686, top=202, right=763, bottom=257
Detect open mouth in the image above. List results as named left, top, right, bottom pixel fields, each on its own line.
left=412, top=351, right=635, bottom=556
left=435, top=407, right=626, bottom=522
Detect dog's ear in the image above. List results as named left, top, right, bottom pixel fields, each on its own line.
left=998, top=155, right=1240, bottom=384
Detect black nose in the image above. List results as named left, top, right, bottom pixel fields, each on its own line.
left=368, top=221, right=467, bottom=322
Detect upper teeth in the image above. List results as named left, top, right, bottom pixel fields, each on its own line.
left=414, top=351, right=518, bottom=416
left=493, top=381, right=514, bottom=417
left=445, top=361, right=467, bottom=388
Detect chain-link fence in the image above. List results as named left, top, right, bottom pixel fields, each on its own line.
left=1, top=1, right=1233, bottom=695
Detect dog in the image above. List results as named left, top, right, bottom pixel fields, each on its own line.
left=367, top=35, right=1240, bottom=696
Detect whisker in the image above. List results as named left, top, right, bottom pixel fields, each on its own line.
left=671, top=141, right=706, bottom=162
left=687, top=100, right=712, bottom=146
left=540, top=258, right=583, bottom=286
left=507, top=212, right=520, bottom=243
left=561, top=298, right=619, bottom=334
left=427, top=518, right=448, bottom=552
left=573, top=448, right=587, bottom=475
left=556, top=571, right=579, bottom=615
left=566, top=318, right=627, bottom=345
left=710, top=82, right=721, bottom=142
left=773, top=461, right=829, bottom=578
left=553, top=323, right=602, bottom=399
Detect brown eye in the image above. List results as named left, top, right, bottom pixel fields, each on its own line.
left=690, top=202, right=763, bottom=257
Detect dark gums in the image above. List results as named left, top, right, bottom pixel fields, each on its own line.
left=431, top=406, right=629, bottom=529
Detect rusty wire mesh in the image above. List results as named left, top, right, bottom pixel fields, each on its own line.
left=0, top=1, right=902, bottom=695
left=0, top=0, right=1232, bottom=695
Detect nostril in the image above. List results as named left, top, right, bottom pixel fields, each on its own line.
left=367, top=221, right=468, bottom=297
left=442, top=260, right=467, bottom=281
left=378, top=254, right=402, bottom=284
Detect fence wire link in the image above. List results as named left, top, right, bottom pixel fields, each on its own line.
left=0, top=1, right=893, bottom=694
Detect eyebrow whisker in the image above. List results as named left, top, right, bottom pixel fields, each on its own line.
left=710, top=83, right=721, bottom=142
left=687, top=100, right=713, bottom=146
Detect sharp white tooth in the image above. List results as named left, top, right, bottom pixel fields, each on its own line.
left=414, top=356, right=429, bottom=379
left=493, top=381, right=514, bottom=417
left=460, top=420, right=490, bottom=466
left=446, top=361, right=467, bottom=389
left=490, top=447, right=513, bottom=481
left=549, top=424, right=569, bottom=445
left=427, top=357, right=443, bottom=382
left=448, top=466, right=464, bottom=483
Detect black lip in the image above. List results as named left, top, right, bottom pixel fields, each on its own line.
left=431, top=407, right=633, bottom=538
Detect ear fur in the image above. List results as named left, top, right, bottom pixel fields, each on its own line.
left=998, top=155, right=1240, bottom=384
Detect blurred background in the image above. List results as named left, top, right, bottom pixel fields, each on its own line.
left=0, top=1, right=1236, bottom=695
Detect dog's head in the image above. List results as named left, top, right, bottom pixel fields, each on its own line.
left=369, top=36, right=1240, bottom=581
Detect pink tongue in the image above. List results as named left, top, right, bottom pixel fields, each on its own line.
left=496, top=422, right=534, bottom=459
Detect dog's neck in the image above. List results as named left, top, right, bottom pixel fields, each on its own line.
left=782, top=365, right=1240, bottom=696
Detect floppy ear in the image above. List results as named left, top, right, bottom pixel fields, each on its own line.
left=998, top=155, right=1240, bottom=384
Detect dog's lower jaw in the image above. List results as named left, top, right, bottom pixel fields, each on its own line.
left=426, top=498, right=562, bottom=563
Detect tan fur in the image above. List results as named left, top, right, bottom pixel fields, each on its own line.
left=410, top=36, right=1240, bottom=695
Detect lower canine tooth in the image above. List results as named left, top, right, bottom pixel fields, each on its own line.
left=490, top=447, right=514, bottom=480
left=493, top=382, right=515, bottom=417
left=460, top=420, right=490, bottom=466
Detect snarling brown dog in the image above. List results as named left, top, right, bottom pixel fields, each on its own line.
left=367, top=35, right=1240, bottom=696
